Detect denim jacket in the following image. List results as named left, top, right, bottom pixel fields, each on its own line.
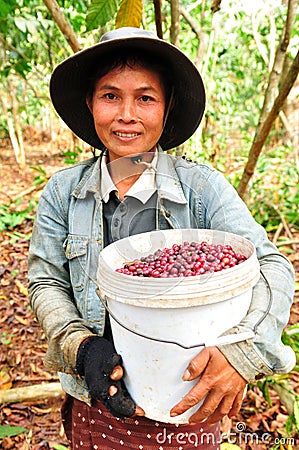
left=28, top=150, right=295, bottom=405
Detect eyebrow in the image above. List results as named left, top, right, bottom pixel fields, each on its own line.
left=96, top=84, right=159, bottom=93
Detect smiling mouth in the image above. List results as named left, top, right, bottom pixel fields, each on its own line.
left=114, top=131, right=140, bottom=138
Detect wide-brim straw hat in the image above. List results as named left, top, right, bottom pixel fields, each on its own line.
left=50, top=27, right=205, bottom=151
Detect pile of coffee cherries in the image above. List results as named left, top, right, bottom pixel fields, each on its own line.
left=116, top=241, right=247, bottom=278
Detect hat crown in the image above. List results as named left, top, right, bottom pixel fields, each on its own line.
left=100, top=27, right=158, bottom=43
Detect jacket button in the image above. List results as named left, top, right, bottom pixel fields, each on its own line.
left=165, top=210, right=171, bottom=217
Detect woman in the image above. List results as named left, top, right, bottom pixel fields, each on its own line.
left=28, top=27, right=295, bottom=449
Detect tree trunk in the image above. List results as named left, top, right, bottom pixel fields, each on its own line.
left=153, top=0, right=163, bottom=39
left=283, top=57, right=299, bottom=154
left=237, top=50, right=299, bottom=199
left=256, top=0, right=297, bottom=132
left=0, top=86, right=26, bottom=169
left=8, top=78, right=25, bottom=165
left=179, top=2, right=221, bottom=157
left=211, top=0, right=222, bottom=13
left=42, top=0, right=81, bottom=53
left=170, top=0, right=180, bottom=46
left=179, top=4, right=205, bottom=68
left=237, top=0, right=299, bottom=199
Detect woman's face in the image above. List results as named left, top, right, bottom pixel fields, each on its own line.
left=87, top=65, right=166, bottom=161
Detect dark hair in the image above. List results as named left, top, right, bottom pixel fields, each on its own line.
left=86, top=49, right=174, bottom=108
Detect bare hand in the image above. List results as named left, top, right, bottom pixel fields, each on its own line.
left=170, top=347, right=247, bottom=425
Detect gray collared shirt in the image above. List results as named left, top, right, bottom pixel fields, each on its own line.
left=100, top=152, right=160, bottom=246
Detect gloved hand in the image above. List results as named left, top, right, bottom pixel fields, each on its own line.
left=76, top=335, right=137, bottom=418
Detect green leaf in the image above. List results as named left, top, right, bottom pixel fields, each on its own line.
left=86, top=0, right=120, bottom=30
left=0, top=424, right=26, bottom=438
left=0, top=0, right=17, bottom=17
left=13, top=59, right=32, bottom=78
left=285, top=414, right=294, bottom=434
left=116, top=0, right=143, bottom=28
left=257, top=380, right=272, bottom=406
left=0, top=0, right=11, bottom=17
left=53, top=445, right=69, bottom=450
left=294, top=397, right=299, bottom=431
left=0, top=200, right=36, bottom=231
left=14, top=17, right=28, bottom=33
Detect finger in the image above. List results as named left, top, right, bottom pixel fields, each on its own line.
left=170, top=380, right=211, bottom=417
left=189, top=392, right=233, bottom=425
left=170, top=349, right=214, bottom=417
left=228, top=389, right=244, bottom=419
left=110, top=365, right=123, bottom=380
left=134, top=405, right=145, bottom=416
left=108, top=385, right=118, bottom=396
left=183, top=348, right=210, bottom=381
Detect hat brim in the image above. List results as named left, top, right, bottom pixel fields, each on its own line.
left=50, top=36, right=205, bottom=150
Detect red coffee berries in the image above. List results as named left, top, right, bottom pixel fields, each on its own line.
left=115, top=241, right=247, bottom=278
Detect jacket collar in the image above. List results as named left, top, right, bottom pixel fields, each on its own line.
left=73, top=147, right=187, bottom=205
left=156, top=148, right=187, bottom=204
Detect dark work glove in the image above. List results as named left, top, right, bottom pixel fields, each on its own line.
left=76, top=336, right=136, bottom=418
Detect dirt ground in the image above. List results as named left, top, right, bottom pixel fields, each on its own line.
left=0, top=139, right=298, bottom=449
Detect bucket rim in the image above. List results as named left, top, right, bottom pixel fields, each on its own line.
left=97, top=228, right=260, bottom=308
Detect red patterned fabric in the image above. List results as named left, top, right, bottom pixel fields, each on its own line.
left=62, top=395, right=221, bottom=449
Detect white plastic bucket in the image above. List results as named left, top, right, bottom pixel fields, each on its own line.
left=97, top=229, right=260, bottom=423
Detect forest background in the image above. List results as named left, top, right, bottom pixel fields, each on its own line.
left=0, top=0, right=298, bottom=449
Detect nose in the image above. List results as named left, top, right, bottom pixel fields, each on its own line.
left=118, top=98, right=137, bottom=123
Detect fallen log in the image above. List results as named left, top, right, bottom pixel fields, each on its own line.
left=0, top=382, right=64, bottom=404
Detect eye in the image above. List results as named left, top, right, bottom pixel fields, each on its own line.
left=105, top=93, right=116, bottom=100
left=140, top=95, right=152, bottom=102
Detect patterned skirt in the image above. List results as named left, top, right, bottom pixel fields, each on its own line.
left=61, top=395, right=221, bottom=450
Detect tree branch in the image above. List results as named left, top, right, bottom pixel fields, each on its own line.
left=153, top=0, right=163, bottom=38
left=237, top=0, right=298, bottom=199
left=0, top=36, right=45, bottom=78
left=42, top=0, right=81, bottom=53
left=179, top=4, right=202, bottom=37
left=211, top=0, right=222, bottom=13
left=237, top=49, right=299, bottom=199
left=0, top=382, right=64, bottom=404
left=170, top=0, right=180, bottom=46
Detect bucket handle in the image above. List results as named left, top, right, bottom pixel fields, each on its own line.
left=96, top=289, right=255, bottom=349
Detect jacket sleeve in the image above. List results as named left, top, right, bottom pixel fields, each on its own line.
left=28, top=175, right=96, bottom=374
left=202, top=170, right=296, bottom=383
